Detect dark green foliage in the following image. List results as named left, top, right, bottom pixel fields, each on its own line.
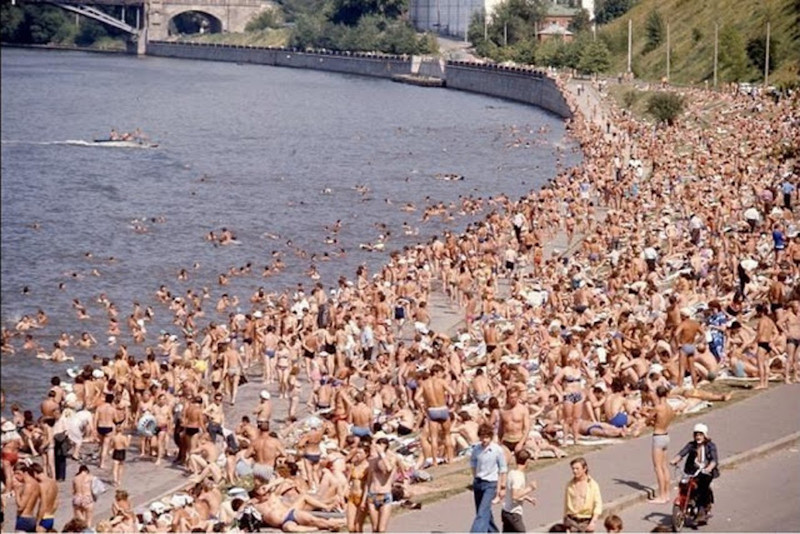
left=329, top=0, right=406, bottom=26
left=568, top=8, right=591, bottom=33
left=245, top=8, right=283, bottom=31
left=746, top=33, right=782, bottom=75
left=577, top=39, right=611, bottom=73
left=1, top=3, right=25, bottom=42
left=646, top=92, right=685, bottom=125
left=595, top=0, right=633, bottom=25
left=643, top=9, right=664, bottom=54
left=622, top=89, right=639, bottom=108
left=718, top=24, right=750, bottom=81
left=26, top=5, right=70, bottom=44
left=691, top=26, right=702, bottom=44
left=74, top=18, right=109, bottom=46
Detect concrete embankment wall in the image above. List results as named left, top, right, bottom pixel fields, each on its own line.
left=446, top=61, right=571, bottom=119
left=146, top=41, right=412, bottom=78
left=145, top=42, right=570, bottom=118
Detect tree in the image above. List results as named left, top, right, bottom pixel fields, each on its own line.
left=594, top=0, right=632, bottom=25
left=24, top=5, right=70, bottom=44
left=246, top=8, right=283, bottom=31
left=746, top=33, right=782, bottom=75
left=329, top=0, right=406, bottom=26
left=1, top=4, right=25, bottom=42
left=646, top=92, right=685, bottom=126
left=643, top=9, right=664, bottom=54
left=718, top=25, right=750, bottom=82
left=577, top=39, right=611, bottom=74
left=568, top=8, right=590, bottom=34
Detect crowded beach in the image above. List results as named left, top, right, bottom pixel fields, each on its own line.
left=1, top=74, right=798, bottom=534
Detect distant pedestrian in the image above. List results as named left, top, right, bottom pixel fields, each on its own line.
left=470, top=423, right=507, bottom=533
left=563, top=457, right=603, bottom=532
left=501, top=449, right=537, bottom=532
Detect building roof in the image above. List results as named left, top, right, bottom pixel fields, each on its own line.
left=545, top=4, right=579, bottom=17
left=538, top=22, right=574, bottom=36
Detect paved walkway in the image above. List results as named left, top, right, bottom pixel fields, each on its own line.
left=392, top=384, right=800, bottom=532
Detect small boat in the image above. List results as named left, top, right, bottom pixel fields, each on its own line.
left=91, top=139, right=159, bottom=148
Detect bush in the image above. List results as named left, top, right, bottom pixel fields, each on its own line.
left=718, top=25, right=750, bottom=82
left=646, top=92, right=685, bottom=125
left=577, top=39, right=611, bottom=74
left=746, top=33, right=782, bottom=75
left=622, top=89, right=639, bottom=109
left=245, top=8, right=283, bottom=31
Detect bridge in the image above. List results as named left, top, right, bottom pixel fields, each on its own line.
left=26, top=0, right=272, bottom=54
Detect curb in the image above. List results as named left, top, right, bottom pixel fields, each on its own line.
left=536, top=431, right=800, bottom=532
left=603, top=431, right=800, bottom=517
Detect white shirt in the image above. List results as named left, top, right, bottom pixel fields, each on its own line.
left=503, top=469, right=526, bottom=515
left=744, top=207, right=760, bottom=221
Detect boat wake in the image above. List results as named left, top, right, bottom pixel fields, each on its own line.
left=1, top=139, right=157, bottom=148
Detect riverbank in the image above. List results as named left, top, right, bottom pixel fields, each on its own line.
left=0, top=42, right=126, bottom=54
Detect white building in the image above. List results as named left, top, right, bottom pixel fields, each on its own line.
left=409, top=0, right=595, bottom=39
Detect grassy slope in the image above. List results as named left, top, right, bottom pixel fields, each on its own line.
left=180, top=28, right=291, bottom=47
left=597, top=0, right=799, bottom=86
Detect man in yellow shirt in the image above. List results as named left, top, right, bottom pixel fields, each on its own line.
left=563, top=457, right=603, bottom=532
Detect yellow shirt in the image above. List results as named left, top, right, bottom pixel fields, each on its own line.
left=564, top=476, right=603, bottom=519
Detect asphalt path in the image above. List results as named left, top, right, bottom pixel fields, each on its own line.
left=616, top=445, right=800, bottom=533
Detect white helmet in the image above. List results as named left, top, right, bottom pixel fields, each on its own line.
left=693, top=423, right=709, bottom=436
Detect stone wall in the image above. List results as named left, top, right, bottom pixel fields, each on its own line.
left=445, top=61, right=571, bottom=118
left=146, top=41, right=412, bottom=78
left=145, top=42, right=570, bottom=118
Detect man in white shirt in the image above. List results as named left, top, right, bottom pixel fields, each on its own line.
left=501, top=449, right=537, bottom=532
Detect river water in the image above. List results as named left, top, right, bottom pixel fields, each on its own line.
left=0, top=47, right=580, bottom=409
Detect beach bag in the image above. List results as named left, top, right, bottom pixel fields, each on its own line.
left=137, top=413, right=157, bottom=437
left=91, top=476, right=108, bottom=501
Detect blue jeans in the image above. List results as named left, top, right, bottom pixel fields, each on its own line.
left=470, top=478, right=499, bottom=532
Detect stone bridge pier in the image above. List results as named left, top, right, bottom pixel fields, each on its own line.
left=146, top=0, right=272, bottom=41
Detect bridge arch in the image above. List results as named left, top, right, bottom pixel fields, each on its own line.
left=167, top=9, right=223, bottom=36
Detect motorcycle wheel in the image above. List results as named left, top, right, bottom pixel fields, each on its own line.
left=672, top=503, right=686, bottom=532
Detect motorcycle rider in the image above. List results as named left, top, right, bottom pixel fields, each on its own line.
left=670, top=423, right=719, bottom=525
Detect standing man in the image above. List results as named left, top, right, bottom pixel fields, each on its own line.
left=419, top=364, right=456, bottom=465
left=563, top=457, right=602, bottom=532
left=754, top=303, right=778, bottom=390
left=470, top=423, right=507, bottom=533
left=498, top=387, right=530, bottom=461
left=673, top=309, right=704, bottom=387
left=646, top=385, right=675, bottom=503
left=501, top=449, right=537, bottom=532
left=32, top=463, right=58, bottom=531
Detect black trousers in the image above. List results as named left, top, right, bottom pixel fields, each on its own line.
left=695, top=472, right=715, bottom=509
left=54, top=451, right=68, bottom=481
left=501, top=510, right=526, bottom=533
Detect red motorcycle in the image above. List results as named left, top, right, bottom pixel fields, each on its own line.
left=671, top=467, right=710, bottom=532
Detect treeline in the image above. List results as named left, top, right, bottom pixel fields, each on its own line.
left=248, top=0, right=438, bottom=55
left=1, top=3, right=127, bottom=48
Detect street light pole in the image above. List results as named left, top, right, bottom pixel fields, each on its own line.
left=764, top=21, right=770, bottom=87
left=627, top=18, right=632, bottom=74
left=713, top=22, right=718, bottom=89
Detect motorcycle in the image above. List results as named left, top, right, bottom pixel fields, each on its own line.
left=671, top=467, right=712, bottom=532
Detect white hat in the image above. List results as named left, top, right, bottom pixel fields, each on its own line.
left=260, top=390, right=271, bottom=400
left=65, top=392, right=78, bottom=407
left=92, top=369, right=104, bottom=379
left=307, top=416, right=323, bottom=429
left=693, top=423, right=709, bottom=435
left=1, top=421, right=15, bottom=432
left=649, top=363, right=664, bottom=375
left=169, top=494, right=193, bottom=508
left=228, top=487, right=249, bottom=499
left=679, top=307, right=694, bottom=317
left=253, top=310, right=263, bottom=318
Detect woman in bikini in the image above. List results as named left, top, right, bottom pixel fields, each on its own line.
left=346, top=445, right=370, bottom=532
left=275, top=341, right=291, bottom=399
left=554, top=350, right=585, bottom=446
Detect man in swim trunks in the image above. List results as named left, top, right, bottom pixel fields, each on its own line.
left=754, top=303, right=779, bottom=390
left=32, top=462, right=58, bottom=531
left=673, top=309, right=704, bottom=387
left=645, top=385, right=675, bottom=504
left=499, top=387, right=530, bottom=460
left=363, top=437, right=398, bottom=533
left=419, top=364, right=456, bottom=464
left=350, top=393, right=373, bottom=440
left=93, top=393, right=116, bottom=469
left=249, top=421, right=285, bottom=482
left=222, top=340, right=243, bottom=405
left=14, top=464, right=40, bottom=532
left=252, top=481, right=345, bottom=531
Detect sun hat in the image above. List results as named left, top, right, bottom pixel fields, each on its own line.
left=693, top=423, right=709, bottom=435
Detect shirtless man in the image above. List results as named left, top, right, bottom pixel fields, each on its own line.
left=94, top=393, right=116, bottom=469
left=779, top=301, right=800, bottom=383
left=350, top=393, right=373, bottom=442
left=221, top=341, right=243, bottom=405
left=250, top=423, right=285, bottom=482
left=754, top=303, right=779, bottom=390
left=254, top=390, right=272, bottom=428
left=673, top=310, right=704, bottom=387
left=471, top=369, right=492, bottom=405
left=182, top=396, right=206, bottom=463
left=418, top=364, right=456, bottom=464
left=361, top=437, right=398, bottom=533
left=110, top=425, right=131, bottom=486
left=332, top=382, right=353, bottom=448
left=297, top=424, right=324, bottom=491
left=646, top=385, right=675, bottom=503
left=152, top=393, right=172, bottom=465
left=262, top=326, right=279, bottom=384
left=14, top=464, right=40, bottom=533
left=498, top=387, right=531, bottom=460
left=32, top=462, right=58, bottom=531
left=251, top=481, right=344, bottom=532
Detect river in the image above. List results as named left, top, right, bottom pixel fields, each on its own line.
left=0, top=47, right=580, bottom=410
